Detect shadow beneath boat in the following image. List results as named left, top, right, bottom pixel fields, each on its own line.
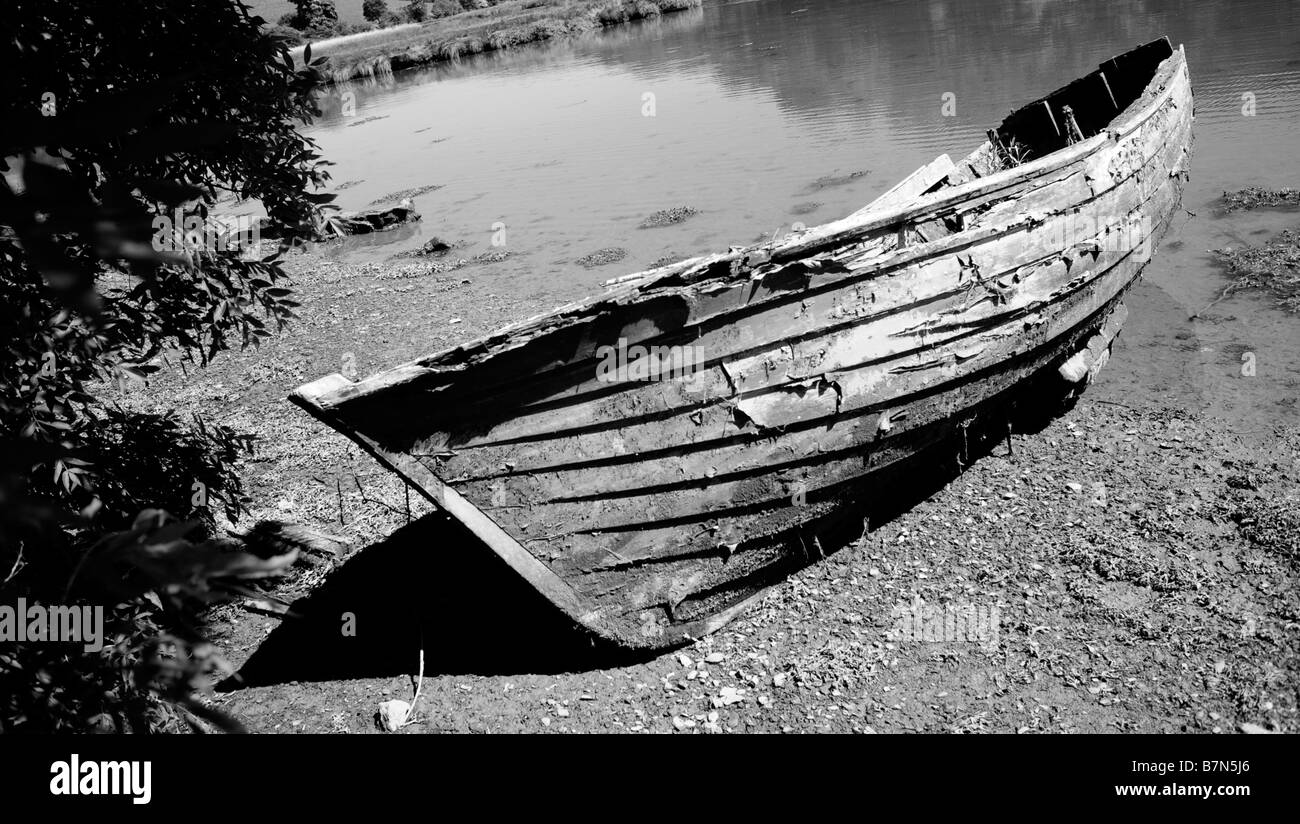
left=218, top=514, right=650, bottom=690
left=221, top=372, right=1081, bottom=689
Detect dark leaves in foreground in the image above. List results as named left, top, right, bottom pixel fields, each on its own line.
left=1, top=0, right=337, bottom=732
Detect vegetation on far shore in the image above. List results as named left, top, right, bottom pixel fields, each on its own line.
left=272, top=0, right=704, bottom=84
left=266, top=0, right=496, bottom=44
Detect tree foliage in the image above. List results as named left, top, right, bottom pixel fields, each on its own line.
left=292, top=0, right=341, bottom=35
left=406, top=1, right=432, bottom=22
left=1, top=0, right=336, bottom=732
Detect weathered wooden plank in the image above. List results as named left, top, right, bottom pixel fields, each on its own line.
left=456, top=239, right=1154, bottom=515
left=462, top=169, right=1181, bottom=546
left=449, top=176, right=1173, bottom=499
left=421, top=98, right=1191, bottom=475
left=444, top=146, right=1188, bottom=611
left=569, top=263, right=1169, bottom=617
left=579, top=168, right=1187, bottom=623
left=388, top=149, right=1179, bottom=476
left=849, top=154, right=956, bottom=219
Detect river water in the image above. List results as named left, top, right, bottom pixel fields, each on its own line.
left=302, top=0, right=1300, bottom=431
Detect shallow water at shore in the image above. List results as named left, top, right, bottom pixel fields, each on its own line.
left=296, top=0, right=1300, bottom=431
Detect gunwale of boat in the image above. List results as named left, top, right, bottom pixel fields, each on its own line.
left=291, top=38, right=1193, bottom=648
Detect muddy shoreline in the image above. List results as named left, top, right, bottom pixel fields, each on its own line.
left=111, top=213, right=1299, bottom=732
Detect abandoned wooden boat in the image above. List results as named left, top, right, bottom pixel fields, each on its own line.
left=293, top=37, right=1193, bottom=649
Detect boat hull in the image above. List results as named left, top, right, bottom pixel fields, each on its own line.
left=293, top=40, right=1194, bottom=649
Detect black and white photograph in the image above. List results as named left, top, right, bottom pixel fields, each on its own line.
left=1, top=0, right=1296, bottom=786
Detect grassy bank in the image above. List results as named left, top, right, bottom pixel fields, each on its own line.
left=299, top=0, right=703, bottom=84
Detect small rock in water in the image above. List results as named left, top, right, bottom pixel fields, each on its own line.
left=576, top=247, right=628, bottom=268
left=473, top=249, right=510, bottom=265
left=419, top=237, right=453, bottom=256
left=368, top=183, right=443, bottom=206
left=807, top=169, right=869, bottom=191
left=639, top=206, right=699, bottom=228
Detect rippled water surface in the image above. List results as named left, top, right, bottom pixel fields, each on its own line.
left=303, top=0, right=1300, bottom=428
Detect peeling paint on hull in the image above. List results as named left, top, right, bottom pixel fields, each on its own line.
left=293, top=38, right=1194, bottom=649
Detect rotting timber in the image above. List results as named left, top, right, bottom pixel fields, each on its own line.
left=292, top=38, right=1194, bottom=649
